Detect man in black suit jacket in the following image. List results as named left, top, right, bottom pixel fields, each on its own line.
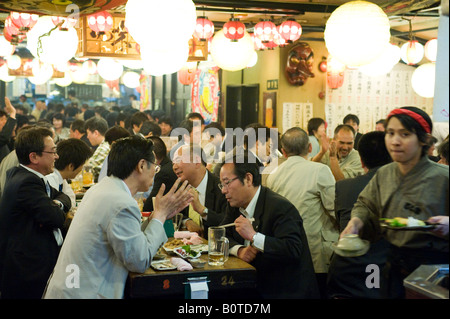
left=172, top=143, right=227, bottom=237
left=0, top=127, right=71, bottom=299
left=219, top=153, right=320, bottom=299
left=327, top=131, right=392, bottom=299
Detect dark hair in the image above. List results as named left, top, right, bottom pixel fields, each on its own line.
left=159, top=116, right=173, bottom=127
left=334, top=124, right=355, bottom=137
left=204, top=122, right=225, bottom=137
left=140, top=121, right=162, bottom=137
left=187, top=112, right=205, bottom=125
left=116, top=112, right=130, bottom=127
left=376, top=119, right=386, bottom=127
left=386, top=106, right=433, bottom=157
left=172, top=119, right=194, bottom=142
left=15, top=127, right=54, bottom=165
left=243, top=123, right=270, bottom=150
left=106, top=111, right=119, bottom=128
left=343, top=114, right=360, bottom=126
left=281, top=127, right=309, bottom=156
left=85, top=117, right=108, bottom=136
left=84, top=109, right=95, bottom=121
left=52, top=112, right=65, bottom=124
left=357, top=131, right=392, bottom=169
left=0, top=109, right=7, bottom=118
left=438, top=138, right=449, bottom=164
left=105, top=125, right=131, bottom=145
left=130, top=111, right=149, bottom=128
left=68, top=90, right=76, bottom=97
left=107, top=135, right=155, bottom=179
left=148, top=136, right=167, bottom=161
left=70, top=119, right=86, bottom=134
left=307, top=117, right=325, bottom=136
left=228, top=152, right=261, bottom=187
left=55, top=138, right=93, bottom=171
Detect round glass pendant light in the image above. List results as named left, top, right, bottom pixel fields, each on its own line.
left=411, top=62, right=435, bottom=98
left=324, top=1, right=391, bottom=67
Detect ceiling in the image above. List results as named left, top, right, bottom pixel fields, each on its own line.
left=0, top=0, right=443, bottom=46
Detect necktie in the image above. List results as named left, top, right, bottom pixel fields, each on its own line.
left=189, top=204, right=203, bottom=227
left=59, top=183, right=63, bottom=192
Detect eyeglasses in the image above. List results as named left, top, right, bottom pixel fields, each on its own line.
left=218, top=177, right=239, bottom=191
left=41, top=151, right=58, bottom=156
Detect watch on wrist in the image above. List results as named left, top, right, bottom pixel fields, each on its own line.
left=251, top=232, right=257, bottom=243
left=201, top=207, right=208, bottom=217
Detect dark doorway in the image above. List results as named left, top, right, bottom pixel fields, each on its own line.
left=226, top=84, right=259, bottom=129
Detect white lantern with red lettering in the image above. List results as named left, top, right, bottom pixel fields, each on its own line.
left=10, top=12, right=39, bottom=31
left=279, top=19, right=302, bottom=43
left=254, top=20, right=276, bottom=43
left=193, top=17, right=214, bottom=41
left=88, top=11, right=114, bottom=33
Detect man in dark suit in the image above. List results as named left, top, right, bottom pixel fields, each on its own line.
left=327, top=131, right=393, bottom=299
left=172, top=143, right=227, bottom=237
left=0, top=98, right=17, bottom=164
left=219, top=153, right=320, bottom=299
left=0, top=126, right=71, bottom=299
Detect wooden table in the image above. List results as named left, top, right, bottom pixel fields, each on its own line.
left=125, top=247, right=258, bottom=299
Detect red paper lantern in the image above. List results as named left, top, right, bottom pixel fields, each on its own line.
left=319, top=60, right=327, bottom=73
left=193, top=17, right=214, bottom=41
left=223, top=18, right=245, bottom=42
left=326, top=56, right=346, bottom=89
left=279, top=19, right=302, bottom=43
left=250, top=33, right=265, bottom=51
left=4, top=16, right=26, bottom=44
left=10, top=12, right=39, bottom=31
left=254, top=20, right=276, bottom=43
left=274, top=27, right=287, bottom=47
left=51, top=16, right=78, bottom=31
left=87, top=11, right=114, bottom=33
left=178, top=68, right=196, bottom=85
left=263, top=40, right=278, bottom=50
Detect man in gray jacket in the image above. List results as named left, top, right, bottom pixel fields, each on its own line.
left=43, top=135, right=193, bottom=299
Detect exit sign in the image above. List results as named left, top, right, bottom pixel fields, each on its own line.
left=267, top=79, right=278, bottom=90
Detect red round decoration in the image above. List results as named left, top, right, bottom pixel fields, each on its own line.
left=273, top=27, right=287, bottom=47
left=319, top=61, right=327, bottom=73
left=87, top=11, right=114, bottom=33
left=193, top=17, right=214, bottom=41
left=223, top=18, right=245, bottom=42
left=250, top=33, right=265, bottom=51
left=178, top=68, right=196, bottom=85
left=10, top=12, right=39, bottom=31
left=254, top=20, right=276, bottom=43
left=263, top=40, right=278, bottom=50
left=279, top=19, right=302, bottom=43
left=4, top=16, right=26, bottom=44
left=327, top=72, right=344, bottom=89
left=51, top=16, right=78, bottom=30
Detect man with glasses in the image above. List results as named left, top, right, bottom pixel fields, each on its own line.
left=0, top=127, right=71, bottom=299
left=43, top=136, right=193, bottom=299
left=172, top=143, right=227, bottom=237
left=219, top=152, right=320, bottom=299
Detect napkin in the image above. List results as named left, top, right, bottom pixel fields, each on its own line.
left=170, top=257, right=193, bottom=271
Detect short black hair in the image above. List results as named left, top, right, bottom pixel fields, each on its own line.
left=140, top=121, right=162, bottom=137
left=148, top=136, right=167, bottom=161
left=187, top=112, right=205, bottom=125
left=438, top=138, right=449, bottom=164
left=357, top=131, right=392, bottom=169
left=15, top=127, right=54, bottom=165
left=243, top=123, right=271, bottom=149
left=107, top=135, right=155, bottom=180
left=334, top=124, right=355, bottom=137
left=225, top=152, right=261, bottom=187
left=85, top=117, right=108, bottom=136
left=307, top=117, right=325, bottom=136
left=130, top=111, right=149, bottom=128
left=343, top=114, right=360, bottom=126
left=204, top=122, right=225, bottom=137
left=55, top=138, right=93, bottom=171
left=172, top=119, right=193, bottom=142
left=70, top=119, right=86, bottom=134
left=159, top=116, right=173, bottom=127
left=105, top=125, right=131, bottom=145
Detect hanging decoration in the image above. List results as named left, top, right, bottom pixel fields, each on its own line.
left=326, top=55, right=346, bottom=89
left=51, top=16, right=78, bottom=31
left=223, top=17, right=246, bottom=42
left=411, top=62, right=435, bottom=98
left=140, top=41, right=190, bottom=76
left=87, top=11, right=114, bottom=33
left=191, top=67, right=220, bottom=124
left=424, top=38, right=437, bottom=62
left=10, top=12, right=39, bottom=32
left=285, top=42, right=315, bottom=86
left=122, top=71, right=141, bottom=88
left=324, top=1, right=391, bottom=67
left=278, top=19, right=302, bottom=43
left=359, top=43, right=401, bottom=77
left=254, top=20, right=277, bottom=43
left=399, top=18, right=424, bottom=65
left=4, top=16, right=27, bottom=44
left=193, top=17, right=215, bottom=41
left=0, top=35, right=16, bottom=57
left=97, top=58, right=124, bottom=80
left=250, top=33, right=266, bottom=51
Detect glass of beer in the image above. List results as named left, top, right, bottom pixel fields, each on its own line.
left=82, top=165, right=93, bottom=186
left=208, top=227, right=229, bottom=266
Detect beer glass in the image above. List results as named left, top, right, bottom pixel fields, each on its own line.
left=208, top=227, right=229, bottom=266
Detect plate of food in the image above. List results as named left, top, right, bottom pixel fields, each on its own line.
left=380, top=217, right=437, bottom=231
left=190, top=244, right=209, bottom=254
left=150, top=259, right=177, bottom=271
left=163, top=239, right=185, bottom=252
left=173, top=245, right=201, bottom=259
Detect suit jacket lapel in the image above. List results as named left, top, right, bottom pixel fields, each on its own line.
left=204, top=171, right=215, bottom=208
left=252, top=186, right=266, bottom=232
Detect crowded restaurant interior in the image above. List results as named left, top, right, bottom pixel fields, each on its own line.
left=0, top=0, right=448, bottom=302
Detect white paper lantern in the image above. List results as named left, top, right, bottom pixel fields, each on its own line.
left=247, top=51, right=258, bottom=68
left=125, top=0, right=196, bottom=47
left=0, top=64, right=16, bottom=82
left=424, top=38, right=438, bottom=62
left=359, top=43, right=401, bottom=77
left=97, top=58, right=124, bottom=81
left=210, top=30, right=255, bottom=71
left=54, top=73, right=73, bottom=87
left=411, top=62, right=435, bottom=98
left=141, top=42, right=189, bottom=76
left=26, top=16, right=78, bottom=66
left=400, top=40, right=424, bottom=65
left=69, top=64, right=89, bottom=84
left=324, top=1, right=391, bottom=67
left=0, top=35, right=15, bottom=56
left=6, top=54, right=21, bottom=70
left=122, top=71, right=141, bottom=88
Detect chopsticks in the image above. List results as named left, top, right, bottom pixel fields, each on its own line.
left=218, top=218, right=255, bottom=228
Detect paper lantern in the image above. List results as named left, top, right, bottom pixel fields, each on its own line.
left=263, top=40, right=278, bottom=50
left=254, top=20, right=276, bottom=43
left=411, top=62, right=435, bottom=98
left=125, top=0, right=196, bottom=47
left=359, top=43, right=401, bottom=77
left=141, top=41, right=190, bottom=76
left=210, top=29, right=255, bottom=71
left=69, top=65, right=89, bottom=84
left=4, top=16, right=26, bottom=44
left=51, top=16, right=78, bottom=31
left=0, top=35, right=16, bottom=56
left=324, top=1, right=391, bottom=67
left=327, top=56, right=346, bottom=89
left=119, top=59, right=144, bottom=70
left=193, top=17, right=214, bottom=41
left=54, top=73, right=73, bottom=87
left=88, top=11, right=114, bottom=33
left=122, top=71, right=141, bottom=88
left=97, top=58, right=124, bottom=81
left=250, top=33, right=265, bottom=51
left=0, top=65, right=16, bottom=82
left=273, top=28, right=287, bottom=47
left=10, top=12, right=39, bottom=31
left=177, top=67, right=196, bottom=85
left=82, top=60, right=98, bottom=75
left=247, top=51, right=258, bottom=68
left=6, top=54, right=22, bottom=70
left=27, top=16, right=78, bottom=66
left=223, top=18, right=245, bottom=42
left=424, top=38, right=437, bottom=62
left=400, top=40, right=424, bottom=65
left=279, top=19, right=302, bottom=43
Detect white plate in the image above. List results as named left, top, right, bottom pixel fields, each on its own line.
left=332, top=240, right=370, bottom=257
left=190, top=244, right=209, bottom=253
left=151, top=259, right=177, bottom=271
left=173, top=247, right=201, bottom=259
